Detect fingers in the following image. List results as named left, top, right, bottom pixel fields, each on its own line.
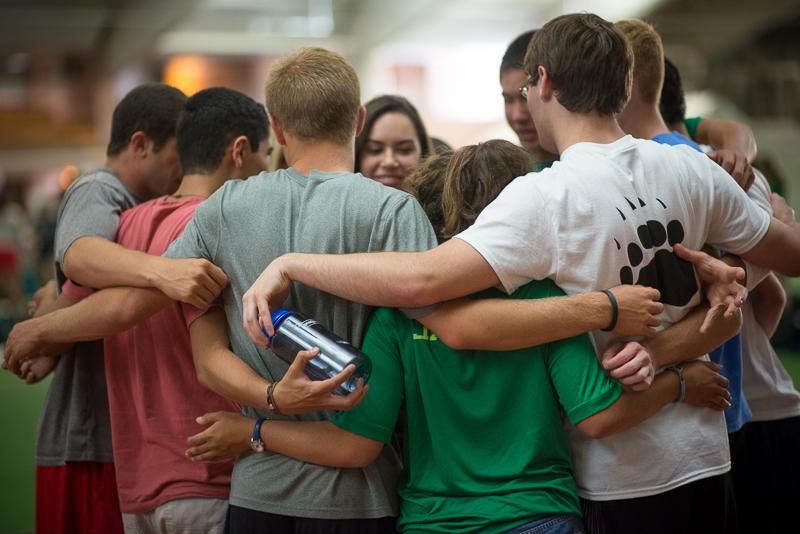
left=256, top=291, right=274, bottom=343
left=609, top=351, right=649, bottom=380
left=601, top=342, right=635, bottom=371
left=318, top=363, right=357, bottom=392
left=288, top=348, right=320, bottom=375
left=242, top=290, right=265, bottom=346
left=699, top=304, right=725, bottom=334
left=207, top=263, right=230, bottom=290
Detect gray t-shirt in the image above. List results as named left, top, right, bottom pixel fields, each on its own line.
left=36, top=168, right=140, bottom=466
left=164, top=168, right=437, bottom=519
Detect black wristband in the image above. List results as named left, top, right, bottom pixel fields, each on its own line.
left=600, top=289, right=619, bottom=332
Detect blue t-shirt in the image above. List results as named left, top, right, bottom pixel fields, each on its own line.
left=651, top=130, right=750, bottom=433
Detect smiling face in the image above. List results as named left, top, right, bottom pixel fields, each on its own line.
left=358, top=112, right=422, bottom=189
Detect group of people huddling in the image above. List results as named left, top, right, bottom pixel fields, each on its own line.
left=4, top=12, right=800, bottom=534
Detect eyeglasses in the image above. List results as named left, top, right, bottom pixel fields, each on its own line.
left=518, top=76, right=535, bottom=100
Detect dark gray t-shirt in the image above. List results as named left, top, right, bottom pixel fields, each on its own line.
left=36, top=168, right=140, bottom=466
left=164, top=168, right=437, bottom=519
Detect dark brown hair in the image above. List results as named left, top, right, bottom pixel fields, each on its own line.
left=404, top=140, right=531, bottom=242
left=266, top=47, right=360, bottom=145
left=524, top=13, right=633, bottom=115
left=355, top=95, right=431, bottom=173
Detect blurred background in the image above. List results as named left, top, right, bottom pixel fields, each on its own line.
left=1, top=0, right=799, bottom=531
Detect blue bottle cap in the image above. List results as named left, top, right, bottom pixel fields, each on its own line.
left=261, top=308, right=294, bottom=343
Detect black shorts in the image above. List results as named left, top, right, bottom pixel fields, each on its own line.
left=225, top=505, right=396, bottom=534
left=580, top=473, right=737, bottom=534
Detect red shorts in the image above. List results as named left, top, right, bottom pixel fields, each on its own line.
left=36, top=462, right=123, bottom=534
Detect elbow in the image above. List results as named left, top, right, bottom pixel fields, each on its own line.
left=334, top=444, right=382, bottom=469
left=433, top=328, right=470, bottom=351
left=577, top=418, right=615, bottom=439
left=397, top=272, right=439, bottom=308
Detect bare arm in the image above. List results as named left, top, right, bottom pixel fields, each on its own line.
left=696, top=118, right=757, bottom=162
left=63, top=236, right=229, bottom=308
left=244, top=239, right=500, bottom=345
left=3, top=286, right=171, bottom=373
left=184, top=411, right=382, bottom=468
left=421, top=284, right=664, bottom=350
left=641, top=304, right=742, bottom=368
left=578, top=360, right=729, bottom=438
left=740, top=217, right=800, bottom=277
left=750, top=273, right=786, bottom=338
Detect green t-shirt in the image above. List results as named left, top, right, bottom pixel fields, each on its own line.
left=332, top=279, right=622, bottom=533
left=684, top=116, right=702, bottom=141
left=532, top=159, right=553, bottom=173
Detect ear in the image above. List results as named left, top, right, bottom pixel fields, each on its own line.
left=269, top=115, right=287, bottom=146
left=355, top=105, right=366, bottom=136
left=230, top=135, right=249, bottom=168
left=129, top=131, right=150, bottom=157
left=537, top=65, right=553, bottom=102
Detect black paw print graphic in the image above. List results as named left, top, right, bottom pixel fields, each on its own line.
left=615, top=197, right=698, bottom=307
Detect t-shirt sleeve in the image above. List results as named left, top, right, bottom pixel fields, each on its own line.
left=54, top=181, right=129, bottom=265
left=455, top=174, right=557, bottom=294
left=379, top=195, right=438, bottom=252
left=741, top=169, right=774, bottom=290
left=684, top=116, right=702, bottom=141
left=547, top=333, right=623, bottom=425
left=330, top=309, right=405, bottom=444
left=704, top=157, right=771, bottom=256
left=163, top=194, right=219, bottom=261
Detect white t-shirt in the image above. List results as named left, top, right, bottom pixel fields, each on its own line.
left=456, top=135, right=771, bottom=500
left=739, top=170, right=800, bottom=421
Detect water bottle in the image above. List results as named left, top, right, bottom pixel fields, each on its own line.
left=262, top=309, right=372, bottom=396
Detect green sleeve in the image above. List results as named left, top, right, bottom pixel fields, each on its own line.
left=331, top=309, right=405, bottom=444
left=684, top=116, right=702, bottom=141
left=546, top=333, right=622, bottom=426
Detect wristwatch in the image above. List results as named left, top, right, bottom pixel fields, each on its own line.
left=250, top=417, right=266, bottom=452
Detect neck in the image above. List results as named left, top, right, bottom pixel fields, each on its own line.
left=284, top=137, right=355, bottom=175
left=531, top=147, right=558, bottom=164
left=171, top=171, right=229, bottom=199
left=550, top=109, right=627, bottom=154
left=105, top=155, right=148, bottom=199
left=618, top=99, right=670, bottom=140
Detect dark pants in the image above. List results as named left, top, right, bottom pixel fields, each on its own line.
left=225, top=505, right=396, bottom=534
left=731, top=416, right=800, bottom=534
left=580, top=473, right=737, bottom=534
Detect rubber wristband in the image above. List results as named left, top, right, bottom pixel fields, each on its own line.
left=665, top=365, right=685, bottom=403
left=267, top=381, right=283, bottom=416
left=251, top=417, right=266, bottom=452
left=600, top=289, right=619, bottom=332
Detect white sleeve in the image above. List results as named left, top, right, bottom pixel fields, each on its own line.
left=704, top=157, right=771, bottom=256
left=455, top=174, right=557, bottom=294
left=741, top=169, right=774, bottom=290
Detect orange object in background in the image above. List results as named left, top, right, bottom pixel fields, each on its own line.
left=58, top=165, right=80, bottom=190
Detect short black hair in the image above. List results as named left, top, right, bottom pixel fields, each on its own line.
left=660, top=57, right=686, bottom=127
left=500, top=30, right=536, bottom=76
left=106, top=83, right=187, bottom=156
left=177, top=87, right=269, bottom=175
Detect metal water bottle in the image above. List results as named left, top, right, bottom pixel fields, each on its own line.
left=263, top=309, right=372, bottom=396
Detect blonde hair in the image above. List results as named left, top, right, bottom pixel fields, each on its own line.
left=615, top=19, right=665, bottom=105
left=405, top=140, right=532, bottom=242
left=265, top=47, right=360, bottom=145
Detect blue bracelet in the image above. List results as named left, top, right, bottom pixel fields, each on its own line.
left=250, top=417, right=266, bottom=452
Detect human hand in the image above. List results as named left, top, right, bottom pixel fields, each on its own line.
left=242, top=256, right=293, bottom=347
left=154, top=257, right=229, bottom=309
left=607, top=285, right=663, bottom=338
left=771, top=193, right=796, bottom=225
left=185, top=411, right=253, bottom=462
left=708, top=149, right=754, bottom=191
left=2, top=318, right=66, bottom=376
left=673, top=244, right=746, bottom=328
left=601, top=341, right=655, bottom=391
left=273, top=348, right=368, bottom=414
left=19, top=356, right=60, bottom=384
left=28, top=280, right=57, bottom=317
left=682, top=360, right=730, bottom=410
